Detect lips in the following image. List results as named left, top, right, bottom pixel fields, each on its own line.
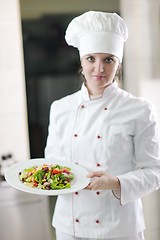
left=92, top=75, right=106, bottom=80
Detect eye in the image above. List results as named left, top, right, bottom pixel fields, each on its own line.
left=87, top=56, right=95, bottom=62
left=105, top=57, right=114, bottom=63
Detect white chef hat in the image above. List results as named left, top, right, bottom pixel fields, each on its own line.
left=65, top=11, right=128, bottom=62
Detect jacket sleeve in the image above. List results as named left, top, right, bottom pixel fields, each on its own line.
left=44, top=102, right=61, bottom=161
left=117, top=102, right=160, bottom=205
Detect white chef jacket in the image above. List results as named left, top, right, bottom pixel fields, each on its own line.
left=45, top=81, right=160, bottom=239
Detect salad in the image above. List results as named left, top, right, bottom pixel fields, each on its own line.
left=19, top=163, right=74, bottom=190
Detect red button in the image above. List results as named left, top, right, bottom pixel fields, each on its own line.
left=75, top=219, right=79, bottom=222
left=96, top=220, right=100, bottom=224
left=97, top=135, right=101, bottom=139
left=97, top=163, right=101, bottom=167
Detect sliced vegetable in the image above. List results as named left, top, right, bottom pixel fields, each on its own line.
left=19, top=163, right=74, bottom=190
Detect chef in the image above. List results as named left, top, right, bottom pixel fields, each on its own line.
left=45, top=11, right=160, bottom=240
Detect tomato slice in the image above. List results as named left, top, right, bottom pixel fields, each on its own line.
left=33, top=181, right=38, bottom=187
left=52, top=168, right=63, bottom=174
left=62, top=168, right=70, bottom=174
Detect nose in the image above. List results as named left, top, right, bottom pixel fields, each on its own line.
left=94, top=61, right=104, bottom=73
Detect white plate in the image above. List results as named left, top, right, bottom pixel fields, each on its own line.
left=5, top=159, right=90, bottom=195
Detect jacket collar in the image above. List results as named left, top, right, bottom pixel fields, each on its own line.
left=81, top=81, right=118, bottom=101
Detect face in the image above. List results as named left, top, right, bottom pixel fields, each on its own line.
left=81, top=53, right=120, bottom=95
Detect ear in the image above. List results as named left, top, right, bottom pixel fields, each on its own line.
left=80, top=66, right=84, bottom=75
left=79, top=66, right=84, bottom=75
left=118, top=63, right=122, bottom=70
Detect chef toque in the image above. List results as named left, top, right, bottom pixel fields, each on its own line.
left=65, top=11, right=128, bottom=62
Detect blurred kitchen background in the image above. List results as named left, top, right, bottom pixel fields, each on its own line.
left=0, top=0, right=160, bottom=239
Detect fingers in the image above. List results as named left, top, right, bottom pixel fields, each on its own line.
left=85, top=184, right=92, bottom=190
left=86, top=171, right=106, bottom=190
left=86, top=176, right=102, bottom=190
left=87, top=171, right=105, bottom=178
left=85, top=171, right=109, bottom=190
left=87, top=182, right=98, bottom=190
left=85, top=177, right=99, bottom=190
left=85, top=172, right=119, bottom=191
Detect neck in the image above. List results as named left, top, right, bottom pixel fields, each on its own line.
left=88, top=88, right=103, bottom=96
left=86, top=82, right=113, bottom=96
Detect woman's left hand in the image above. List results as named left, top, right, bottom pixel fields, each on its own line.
left=86, top=171, right=120, bottom=191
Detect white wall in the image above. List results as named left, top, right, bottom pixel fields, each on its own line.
left=0, top=0, right=30, bottom=161
left=120, top=1, right=160, bottom=240
left=139, top=0, right=160, bottom=123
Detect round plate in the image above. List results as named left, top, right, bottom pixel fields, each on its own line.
left=5, top=159, right=90, bottom=195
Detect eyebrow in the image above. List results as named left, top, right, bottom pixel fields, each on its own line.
left=86, top=54, right=115, bottom=58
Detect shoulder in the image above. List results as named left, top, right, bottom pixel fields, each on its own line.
left=118, top=87, right=153, bottom=109
left=115, top=88, right=157, bottom=122
left=50, top=90, right=81, bottom=111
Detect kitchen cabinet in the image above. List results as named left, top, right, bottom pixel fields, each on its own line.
left=0, top=182, right=54, bottom=240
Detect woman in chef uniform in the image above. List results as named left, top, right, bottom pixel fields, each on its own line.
left=45, top=11, right=160, bottom=240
